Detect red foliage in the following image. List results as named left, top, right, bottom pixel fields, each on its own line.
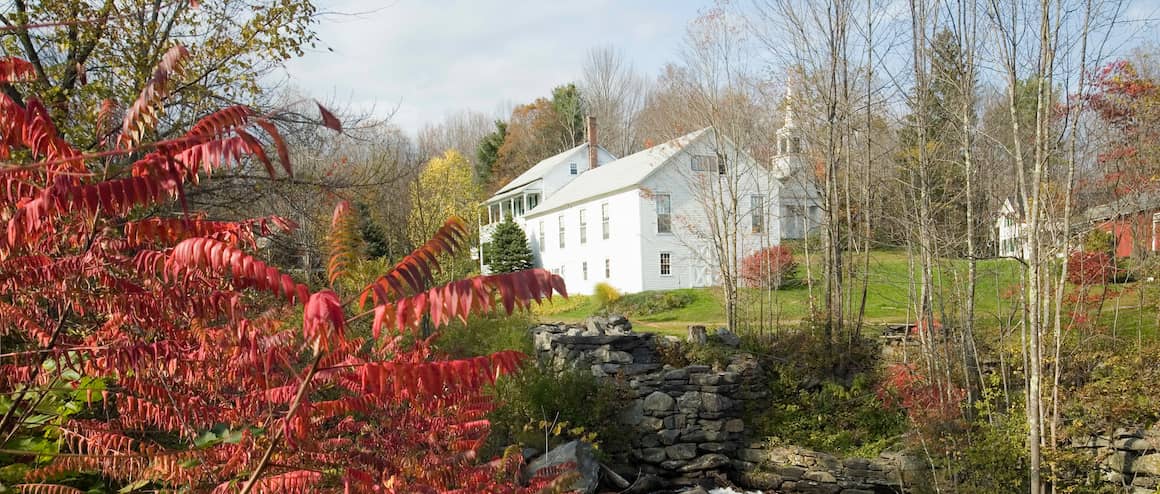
left=740, top=245, right=797, bottom=288
left=1066, top=251, right=1117, bottom=285
left=1082, top=60, right=1160, bottom=197
left=877, top=363, right=965, bottom=424
left=0, top=49, right=569, bottom=493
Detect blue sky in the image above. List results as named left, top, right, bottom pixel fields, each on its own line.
left=280, top=0, right=709, bottom=132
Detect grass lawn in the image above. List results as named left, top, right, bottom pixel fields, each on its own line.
left=532, top=249, right=1159, bottom=339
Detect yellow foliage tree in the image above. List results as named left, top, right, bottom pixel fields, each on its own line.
left=408, top=150, right=483, bottom=278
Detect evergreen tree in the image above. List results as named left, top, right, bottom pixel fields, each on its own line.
left=475, top=120, right=507, bottom=185
left=484, top=217, right=534, bottom=273
left=355, top=201, right=391, bottom=259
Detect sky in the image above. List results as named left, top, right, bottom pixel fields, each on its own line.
left=279, top=0, right=1160, bottom=135
left=280, top=0, right=709, bottom=133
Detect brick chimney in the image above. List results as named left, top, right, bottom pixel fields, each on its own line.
left=586, top=116, right=598, bottom=170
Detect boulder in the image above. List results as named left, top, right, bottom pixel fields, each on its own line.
left=643, top=391, right=676, bottom=413
left=666, top=443, right=699, bottom=460
left=527, top=440, right=599, bottom=494
left=608, top=314, right=632, bottom=330
left=1133, top=453, right=1160, bottom=476
left=715, top=327, right=741, bottom=347
left=680, top=454, right=730, bottom=472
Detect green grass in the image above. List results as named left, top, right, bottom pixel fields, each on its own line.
left=532, top=250, right=1158, bottom=339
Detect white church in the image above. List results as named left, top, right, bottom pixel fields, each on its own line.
left=479, top=88, right=820, bottom=295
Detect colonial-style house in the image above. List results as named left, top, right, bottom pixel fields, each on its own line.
left=996, top=198, right=1028, bottom=259
left=1082, top=191, right=1160, bottom=258
left=478, top=125, right=617, bottom=233
left=519, top=126, right=781, bottom=295
left=480, top=91, right=817, bottom=295
left=994, top=197, right=1079, bottom=259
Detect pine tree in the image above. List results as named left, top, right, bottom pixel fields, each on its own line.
left=484, top=217, right=534, bottom=273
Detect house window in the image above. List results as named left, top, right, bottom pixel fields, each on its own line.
left=605, top=258, right=610, bottom=278
left=558, top=215, right=565, bottom=248
left=660, top=252, right=672, bottom=276
left=691, top=155, right=718, bottom=172
left=538, top=221, right=545, bottom=252
left=579, top=209, right=587, bottom=244
left=1152, top=213, right=1160, bottom=252
left=751, top=195, right=765, bottom=233
left=513, top=198, right=525, bottom=217
left=717, top=155, right=727, bottom=175
left=791, top=137, right=802, bottom=153
left=656, top=194, right=672, bottom=234
left=601, top=203, right=610, bottom=239
left=582, top=261, right=588, bottom=280
left=527, top=193, right=540, bottom=210
left=489, top=204, right=501, bottom=224
left=570, top=162, right=578, bottom=175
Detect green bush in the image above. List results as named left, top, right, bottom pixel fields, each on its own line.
left=743, top=331, right=906, bottom=457
left=483, top=365, right=631, bottom=460
left=607, top=289, right=696, bottom=317
left=431, top=313, right=534, bottom=358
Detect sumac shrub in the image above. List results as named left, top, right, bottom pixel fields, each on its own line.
left=741, top=245, right=798, bottom=289
left=0, top=49, right=569, bottom=493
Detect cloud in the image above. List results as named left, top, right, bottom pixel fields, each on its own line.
left=281, top=0, right=705, bottom=132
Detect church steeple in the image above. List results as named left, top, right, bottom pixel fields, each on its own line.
left=776, top=80, right=803, bottom=157
left=772, top=76, right=805, bottom=179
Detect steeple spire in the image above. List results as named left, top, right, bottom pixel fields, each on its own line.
left=783, top=81, right=797, bottom=130
left=776, top=74, right=802, bottom=158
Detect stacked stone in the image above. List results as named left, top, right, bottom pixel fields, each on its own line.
left=1071, top=426, right=1160, bottom=493
left=734, top=445, right=916, bottom=493
left=530, top=317, right=752, bottom=486
left=619, top=365, right=749, bottom=485
left=531, top=316, right=663, bottom=377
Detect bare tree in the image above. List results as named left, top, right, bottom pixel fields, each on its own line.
left=579, top=46, right=650, bottom=156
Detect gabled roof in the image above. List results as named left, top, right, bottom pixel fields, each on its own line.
left=1083, top=191, right=1160, bottom=222
left=525, top=127, right=713, bottom=218
left=999, top=197, right=1025, bottom=218
left=491, top=143, right=597, bottom=198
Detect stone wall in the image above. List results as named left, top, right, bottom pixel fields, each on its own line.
left=1069, top=426, right=1160, bottom=493
left=532, top=317, right=752, bottom=487
left=531, top=317, right=916, bottom=493
left=734, top=445, right=915, bottom=493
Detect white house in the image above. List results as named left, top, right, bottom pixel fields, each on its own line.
left=487, top=125, right=784, bottom=295
left=996, top=197, right=1027, bottom=259
left=478, top=118, right=617, bottom=251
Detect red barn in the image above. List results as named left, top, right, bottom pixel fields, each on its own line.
left=1083, top=192, right=1160, bottom=258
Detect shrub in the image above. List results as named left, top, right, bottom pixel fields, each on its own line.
left=741, top=245, right=798, bottom=289
left=433, top=313, right=535, bottom=358
left=1066, top=251, right=1122, bottom=285
left=742, top=331, right=905, bottom=456
left=608, top=289, right=696, bottom=316
left=485, top=365, right=632, bottom=459
left=593, top=282, right=622, bottom=307
left=0, top=48, right=568, bottom=493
